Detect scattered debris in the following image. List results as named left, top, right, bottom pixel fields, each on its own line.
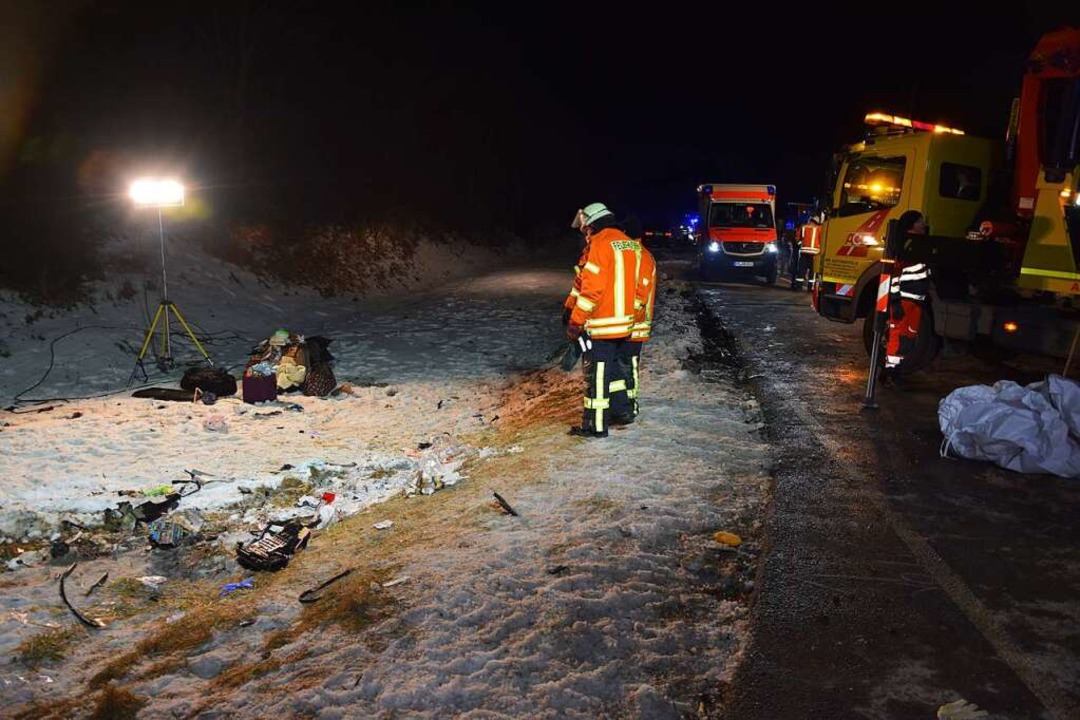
left=139, top=576, right=168, bottom=591
left=712, top=531, right=743, bottom=547
left=147, top=510, right=204, bottom=548
left=6, top=549, right=46, bottom=570
left=59, top=564, right=104, bottom=629
left=382, top=575, right=409, bottom=588
left=219, top=577, right=255, bottom=598
left=298, top=568, right=354, bottom=603
left=373, top=520, right=393, bottom=530
left=84, top=572, right=109, bottom=598
left=193, top=388, right=218, bottom=405
left=235, top=518, right=312, bottom=572
left=492, top=492, right=518, bottom=516
left=546, top=565, right=568, bottom=575
left=203, top=415, right=228, bottom=432
left=171, top=478, right=203, bottom=497
left=409, top=433, right=469, bottom=496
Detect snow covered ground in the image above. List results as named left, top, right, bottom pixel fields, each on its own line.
left=1, top=229, right=771, bottom=718
left=0, top=224, right=572, bottom=539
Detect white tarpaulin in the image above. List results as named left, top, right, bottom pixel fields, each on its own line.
left=938, top=374, right=1080, bottom=478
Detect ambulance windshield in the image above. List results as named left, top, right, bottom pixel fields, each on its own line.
left=708, top=203, right=774, bottom=229
left=837, top=155, right=906, bottom=217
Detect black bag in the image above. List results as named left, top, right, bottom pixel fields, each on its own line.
left=180, top=367, right=238, bottom=397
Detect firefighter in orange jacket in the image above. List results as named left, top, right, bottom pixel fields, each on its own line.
left=565, top=202, right=643, bottom=437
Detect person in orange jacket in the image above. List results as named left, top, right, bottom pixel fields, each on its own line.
left=565, top=202, right=645, bottom=438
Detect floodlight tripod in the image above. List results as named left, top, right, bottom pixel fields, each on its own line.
left=128, top=207, right=212, bottom=385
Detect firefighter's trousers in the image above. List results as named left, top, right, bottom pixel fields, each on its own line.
left=790, top=252, right=815, bottom=290
left=617, top=341, right=644, bottom=418
left=581, top=338, right=634, bottom=433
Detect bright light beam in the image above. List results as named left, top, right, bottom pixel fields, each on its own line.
left=129, top=177, right=185, bottom=207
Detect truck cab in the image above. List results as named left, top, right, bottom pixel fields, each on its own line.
left=695, top=183, right=779, bottom=285
left=816, top=115, right=998, bottom=324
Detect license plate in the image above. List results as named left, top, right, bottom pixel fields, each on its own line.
left=733, top=261, right=754, bottom=267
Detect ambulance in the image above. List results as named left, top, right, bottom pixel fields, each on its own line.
left=694, top=183, right=780, bottom=284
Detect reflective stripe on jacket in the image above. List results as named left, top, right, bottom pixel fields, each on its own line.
left=631, top=245, right=657, bottom=342
left=564, top=245, right=590, bottom=311
left=568, top=228, right=642, bottom=339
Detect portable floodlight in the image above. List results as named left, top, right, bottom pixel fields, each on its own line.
left=127, top=176, right=211, bottom=384
left=129, top=177, right=185, bottom=207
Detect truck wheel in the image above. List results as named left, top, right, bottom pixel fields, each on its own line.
left=862, top=304, right=942, bottom=374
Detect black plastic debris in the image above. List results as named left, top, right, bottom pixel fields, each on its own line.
left=59, top=563, right=104, bottom=629
left=299, top=568, right=354, bottom=603
left=236, top=518, right=313, bottom=572
left=493, top=492, right=518, bottom=516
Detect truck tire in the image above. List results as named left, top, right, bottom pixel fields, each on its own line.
left=861, top=303, right=942, bottom=375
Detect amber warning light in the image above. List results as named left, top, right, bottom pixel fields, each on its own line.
left=864, top=112, right=965, bottom=135
left=1003, top=321, right=1020, bottom=333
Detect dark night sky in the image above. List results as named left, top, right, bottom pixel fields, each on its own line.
left=2, top=1, right=1077, bottom=231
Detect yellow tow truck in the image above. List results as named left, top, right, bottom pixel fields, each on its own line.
left=813, top=27, right=1080, bottom=374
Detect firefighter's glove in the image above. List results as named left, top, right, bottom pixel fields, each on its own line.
left=566, top=323, right=583, bottom=341
left=561, top=308, right=572, bottom=327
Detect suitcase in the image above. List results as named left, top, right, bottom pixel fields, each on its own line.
left=242, top=374, right=278, bottom=403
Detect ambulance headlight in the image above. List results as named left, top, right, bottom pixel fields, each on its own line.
left=707, top=241, right=721, bottom=253
left=765, top=242, right=778, bottom=253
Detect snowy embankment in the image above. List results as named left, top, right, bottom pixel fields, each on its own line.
left=2, top=230, right=772, bottom=719
left=0, top=222, right=572, bottom=541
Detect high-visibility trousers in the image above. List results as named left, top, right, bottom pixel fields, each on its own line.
left=885, top=298, right=924, bottom=368
left=617, top=341, right=644, bottom=417
left=581, top=338, right=634, bottom=432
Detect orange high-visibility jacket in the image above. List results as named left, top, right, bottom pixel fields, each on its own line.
left=631, top=245, right=657, bottom=342
left=564, top=244, right=591, bottom=312
left=568, top=228, right=644, bottom=339
left=798, top=221, right=822, bottom=255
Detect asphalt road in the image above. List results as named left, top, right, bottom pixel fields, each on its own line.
left=663, top=257, right=1080, bottom=720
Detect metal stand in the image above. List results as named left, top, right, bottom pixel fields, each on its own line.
left=128, top=207, right=212, bottom=385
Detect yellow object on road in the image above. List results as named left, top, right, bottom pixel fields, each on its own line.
left=713, top=531, right=742, bottom=547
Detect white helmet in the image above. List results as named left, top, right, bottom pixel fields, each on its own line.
left=571, top=202, right=613, bottom=230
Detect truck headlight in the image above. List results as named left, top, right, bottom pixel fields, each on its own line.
left=707, top=241, right=720, bottom=253
left=765, top=242, right=778, bottom=253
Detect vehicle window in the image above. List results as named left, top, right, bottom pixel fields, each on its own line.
left=1040, top=77, right=1080, bottom=171
left=836, top=155, right=906, bottom=217
left=709, top=203, right=774, bottom=228
left=939, top=162, right=982, bottom=201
